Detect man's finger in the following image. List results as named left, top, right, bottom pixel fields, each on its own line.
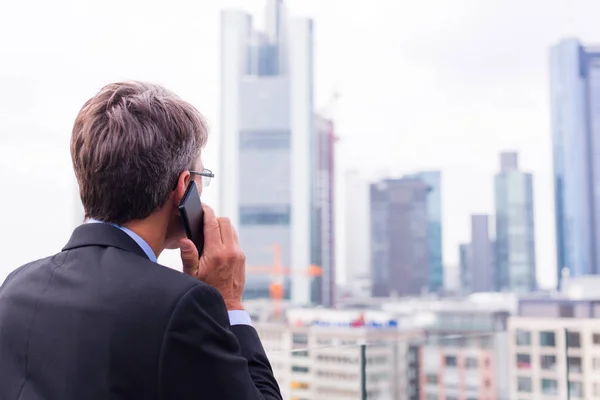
left=218, top=217, right=235, bottom=246
left=232, top=225, right=240, bottom=245
left=180, top=238, right=199, bottom=277
left=202, top=204, right=222, bottom=246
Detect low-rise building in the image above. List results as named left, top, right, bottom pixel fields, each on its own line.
left=255, top=308, right=423, bottom=400
left=509, top=297, right=600, bottom=399
left=418, top=310, right=510, bottom=400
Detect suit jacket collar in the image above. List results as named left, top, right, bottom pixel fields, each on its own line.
left=62, top=223, right=149, bottom=260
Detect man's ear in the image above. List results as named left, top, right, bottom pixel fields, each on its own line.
left=173, top=171, right=191, bottom=209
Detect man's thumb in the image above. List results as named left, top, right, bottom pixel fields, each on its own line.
left=180, top=239, right=199, bottom=276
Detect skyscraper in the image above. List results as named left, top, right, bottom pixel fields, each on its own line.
left=494, top=152, right=537, bottom=292
left=370, top=177, right=429, bottom=297
left=460, top=215, right=495, bottom=293
left=220, top=1, right=319, bottom=305
left=550, top=38, right=600, bottom=285
left=410, top=171, right=444, bottom=293
left=312, top=115, right=336, bottom=307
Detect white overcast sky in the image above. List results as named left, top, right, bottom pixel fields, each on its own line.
left=1, top=0, right=600, bottom=288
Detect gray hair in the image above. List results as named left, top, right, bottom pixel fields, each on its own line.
left=71, top=81, right=208, bottom=224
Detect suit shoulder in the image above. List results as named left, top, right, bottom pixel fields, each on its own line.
left=2, top=252, right=68, bottom=287
left=118, top=253, right=216, bottom=304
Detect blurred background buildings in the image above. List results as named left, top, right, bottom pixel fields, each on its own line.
left=8, top=0, right=600, bottom=398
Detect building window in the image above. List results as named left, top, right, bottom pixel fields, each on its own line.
left=594, top=357, right=600, bottom=371
left=541, top=379, right=558, bottom=395
left=516, top=353, right=532, bottom=370
left=593, top=382, right=600, bottom=396
left=567, top=331, right=581, bottom=348
left=292, top=333, right=308, bottom=345
left=465, top=357, right=478, bottom=369
left=517, top=377, right=533, bottom=393
left=291, top=365, right=309, bottom=373
left=515, top=329, right=532, bottom=346
left=239, top=130, right=291, bottom=150
left=559, top=303, right=574, bottom=317
left=240, top=205, right=291, bottom=226
left=541, top=355, right=557, bottom=371
left=569, top=381, right=584, bottom=398
left=292, top=350, right=309, bottom=357
left=291, top=381, right=310, bottom=389
left=593, top=333, right=600, bottom=345
left=540, top=331, right=556, bottom=347
left=568, top=356, right=582, bottom=373
left=426, top=374, right=438, bottom=384
left=445, top=355, right=458, bottom=367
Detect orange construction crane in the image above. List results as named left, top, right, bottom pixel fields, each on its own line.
left=247, top=243, right=322, bottom=320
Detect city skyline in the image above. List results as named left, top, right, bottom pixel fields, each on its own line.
left=5, top=0, right=600, bottom=290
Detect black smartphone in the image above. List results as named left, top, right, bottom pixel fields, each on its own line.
left=178, top=180, right=205, bottom=256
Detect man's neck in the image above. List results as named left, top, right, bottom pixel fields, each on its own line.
left=122, top=213, right=168, bottom=260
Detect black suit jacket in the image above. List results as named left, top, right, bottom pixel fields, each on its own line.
left=0, top=223, right=282, bottom=400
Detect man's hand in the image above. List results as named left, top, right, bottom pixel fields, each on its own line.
left=179, top=204, right=245, bottom=311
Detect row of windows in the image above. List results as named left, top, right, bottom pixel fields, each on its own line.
left=240, top=206, right=290, bottom=225
left=367, top=356, right=389, bottom=365
left=426, top=374, right=490, bottom=389
left=515, top=329, right=600, bottom=347
left=292, top=333, right=308, bottom=345
left=444, top=355, right=485, bottom=369
left=290, top=381, right=310, bottom=390
left=291, top=365, right=309, bottom=373
left=239, top=130, right=291, bottom=150
left=316, top=370, right=359, bottom=380
left=291, top=350, right=309, bottom=358
left=517, top=377, right=584, bottom=397
left=315, top=354, right=359, bottom=364
left=516, top=353, right=586, bottom=373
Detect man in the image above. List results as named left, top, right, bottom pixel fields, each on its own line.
left=0, top=82, right=282, bottom=400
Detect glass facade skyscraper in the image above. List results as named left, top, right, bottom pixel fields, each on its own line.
left=550, top=39, right=600, bottom=286
left=412, top=171, right=444, bottom=293
left=370, top=177, right=430, bottom=297
left=220, top=1, right=331, bottom=305
left=494, top=152, right=537, bottom=292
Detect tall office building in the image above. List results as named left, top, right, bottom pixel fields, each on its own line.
left=550, top=38, right=600, bottom=286
left=370, top=177, right=430, bottom=297
left=220, top=1, right=319, bottom=305
left=410, top=171, right=444, bottom=293
left=494, top=152, right=537, bottom=292
left=344, top=170, right=371, bottom=298
left=312, top=115, right=336, bottom=307
left=460, top=215, right=495, bottom=293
